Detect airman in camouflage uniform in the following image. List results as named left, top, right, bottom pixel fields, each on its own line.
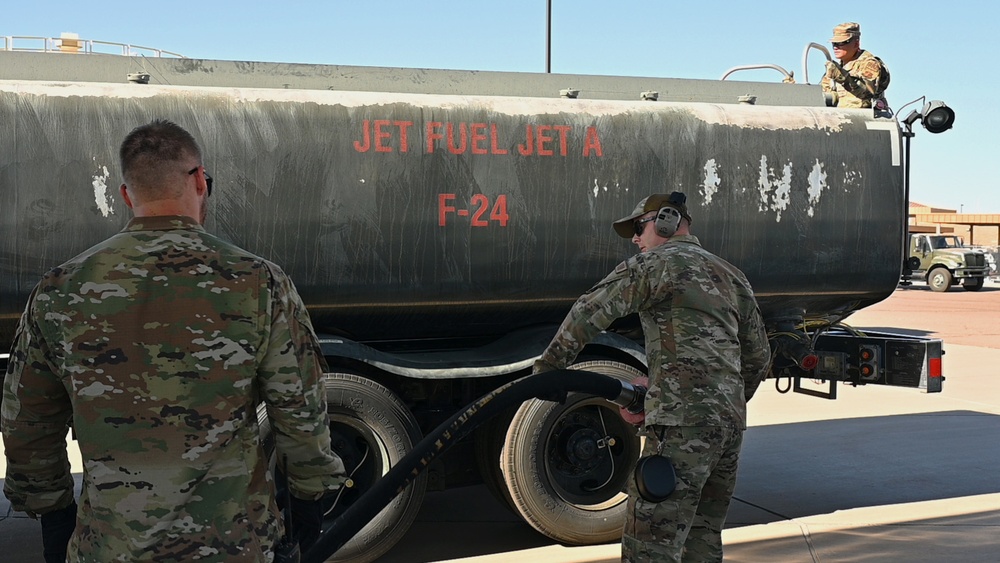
left=2, top=120, right=346, bottom=562
left=821, top=22, right=890, bottom=109
left=534, top=193, right=770, bottom=562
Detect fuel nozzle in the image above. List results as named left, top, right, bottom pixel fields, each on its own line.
left=610, top=380, right=647, bottom=414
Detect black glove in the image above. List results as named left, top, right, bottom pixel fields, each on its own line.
left=289, top=495, right=324, bottom=553
left=40, top=501, right=78, bottom=563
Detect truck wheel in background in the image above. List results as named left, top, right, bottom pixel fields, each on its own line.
left=474, top=404, right=519, bottom=514
left=928, top=268, right=952, bottom=292
left=501, top=360, right=644, bottom=544
left=322, top=373, right=428, bottom=563
left=963, top=278, right=985, bottom=291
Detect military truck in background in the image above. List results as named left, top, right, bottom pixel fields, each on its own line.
left=906, top=234, right=991, bottom=291
left=0, top=37, right=953, bottom=562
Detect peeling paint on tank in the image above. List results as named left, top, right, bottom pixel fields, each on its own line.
left=590, top=178, right=619, bottom=198
left=757, top=156, right=793, bottom=222
left=701, top=159, right=720, bottom=204
left=92, top=165, right=114, bottom=218
left=807, top=160, right=827, bottom=217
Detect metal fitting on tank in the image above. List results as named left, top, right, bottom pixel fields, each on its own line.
left=127, top=72, right=151, bottom=84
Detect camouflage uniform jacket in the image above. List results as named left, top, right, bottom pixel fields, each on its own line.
left=2, top=215, right=346, bottom=562
left=821, top=49, right=889, bottom=109
left=534, top=235, right=770, bottom=429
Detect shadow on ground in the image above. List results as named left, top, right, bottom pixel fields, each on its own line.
left=732, top=410, right=1000, bottom=525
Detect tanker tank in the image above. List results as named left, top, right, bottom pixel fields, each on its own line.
left=0, top=76, right=903, bottom=343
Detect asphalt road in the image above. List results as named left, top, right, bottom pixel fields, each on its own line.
left=2, top=281, right=999, bottom=562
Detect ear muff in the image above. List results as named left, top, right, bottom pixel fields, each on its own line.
left=634, top=454, right=676, bottom=502
left=654, top=206, right=681, bottom=238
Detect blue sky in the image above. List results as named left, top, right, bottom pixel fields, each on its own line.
left=6, top=1, right=994, bottom=212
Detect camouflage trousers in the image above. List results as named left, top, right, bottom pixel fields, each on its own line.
left=622, top=425, right=743, bottom=563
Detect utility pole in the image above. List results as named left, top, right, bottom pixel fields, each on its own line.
left=546, top=0, right=552, bottom=73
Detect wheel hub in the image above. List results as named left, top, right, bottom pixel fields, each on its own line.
left=566, top=427, right=603, bottom=467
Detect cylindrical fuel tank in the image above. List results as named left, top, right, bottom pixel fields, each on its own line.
left=0, top=80, right=904, bottom=342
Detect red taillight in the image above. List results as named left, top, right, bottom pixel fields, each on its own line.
left=800, top=354, right=819, bottom=371
left=929, top=357, right=942, bottom=378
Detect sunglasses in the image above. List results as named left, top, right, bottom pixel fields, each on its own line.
left=832, top=38, right=856, bottom=48
left=633, top=216, right=656, bottom=236
left=188, top=166, right=213, bottom=197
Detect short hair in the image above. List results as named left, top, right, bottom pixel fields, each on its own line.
left=119, top=120, right=202, bottom=197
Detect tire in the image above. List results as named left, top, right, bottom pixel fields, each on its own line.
left=963, top=278, right=985, bottom=291
left=928, top=268, right=952, bottom=292
left=501, top=360, right=644, bottom=545
left=321, top=373, right=427, bottom=563
left=474, top=404, right=519, bottom=514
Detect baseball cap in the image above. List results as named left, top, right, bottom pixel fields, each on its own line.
left=612, top=192, right=691, bottom=238
left=831, top=22, right=860, bottom=44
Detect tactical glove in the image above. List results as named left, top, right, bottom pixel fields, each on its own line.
left=532, top=359, right=558, bottom=374
left=40, top=501, right=77, bottom=563
left=825, top=61, right=848, bottom=84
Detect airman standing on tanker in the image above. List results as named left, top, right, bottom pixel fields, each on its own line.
left=822, top=22, right=890, bottom=110
left=2, top=120, right=345, bottom=562
left=533, top=192, right=770, bottom=562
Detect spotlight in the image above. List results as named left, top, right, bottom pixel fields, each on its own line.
left=903, top=100, right=955, bottom=134
left=921, top=101, right=955, bottom=133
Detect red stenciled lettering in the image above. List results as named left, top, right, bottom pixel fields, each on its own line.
left=518, top=125, right=534, bottom=156
left=583, top=126, right=603, bottom=157
left=395, top=120, right=413, bottom=153
left=553, top=125, right=571, bottom=156
left=490, top=123, right=508, bottom=155
left=447, top=123, right=467, bottom=154
left=353, top=119, right=371, bottom=152
left=470, top=123, right=488, bottom=155
left=426, top=122, right=444, bottom=153
left=438, top=193, right=511, bottom=227
left=536, top=125, right=554, bottom=156
left=470, top=194, right=489, bottom=226
left=438, top=193, right=456, bottom=226
left=490, top=195, right=509, bottom=226
left=374, top=119, right=392, bottom=153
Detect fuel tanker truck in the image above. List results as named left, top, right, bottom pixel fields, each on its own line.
left=0, top=41, right=950, bottom=561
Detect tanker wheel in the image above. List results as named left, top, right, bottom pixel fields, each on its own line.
left=321, top=373, right=427, bottom=563
left=963, top=278, right=985, bottom=291
left=501, top=360, right=644, bottom=545
left=473, top=404, right=519, bottom=514
left=928, top=268, right=952, bottom=292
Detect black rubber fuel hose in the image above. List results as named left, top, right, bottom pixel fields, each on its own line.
left=302, top=368, right=640, bottom=563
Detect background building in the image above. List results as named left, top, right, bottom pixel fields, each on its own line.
left=909, top=202, right=1000, bottom=247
